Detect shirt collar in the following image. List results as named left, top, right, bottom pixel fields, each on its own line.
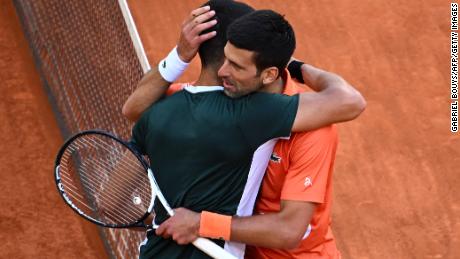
left=183, top=84, right=224, bottom=93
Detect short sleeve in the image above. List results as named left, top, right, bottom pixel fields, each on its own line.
left=130, top=110, right=149, bottom=155
left=280, top=126, right=338, bottom=203
left=238, top=92, right=299, bottom=149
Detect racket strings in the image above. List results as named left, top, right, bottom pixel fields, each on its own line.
left=60, top=165, right=143, bottom=222
left=62, top=149, right=147, bottom=223
left=58, top=134, right=152, bottom=226
left=60, top=157, right=144, bottom=224
left=59, top=169, right=134, bottom=224
left=71, top=137, right=150, bottom=199
left=75, top=137, right=142, bottom=175
left=76, top=140, right=152, bottom=208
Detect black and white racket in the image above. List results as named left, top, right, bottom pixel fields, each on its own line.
left=54, top=130, right=236, bottom=259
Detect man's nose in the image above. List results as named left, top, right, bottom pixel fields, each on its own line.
left=218, top=60, right=229, bottom=77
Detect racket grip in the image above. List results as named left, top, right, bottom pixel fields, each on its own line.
left=192, top=237, right=237, bottom=259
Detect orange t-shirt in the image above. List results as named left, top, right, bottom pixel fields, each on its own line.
left=245, top=71, right=341, bottom=259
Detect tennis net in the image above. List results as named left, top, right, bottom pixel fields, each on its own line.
left=14, top=0, right=147, bottom=258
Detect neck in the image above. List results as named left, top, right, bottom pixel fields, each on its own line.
left=259, top=77, right=285, bottom=94
left=194, top=67, right=222, bottom=86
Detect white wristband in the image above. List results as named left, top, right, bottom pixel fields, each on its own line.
left=158, top=47, right=190, bottom=83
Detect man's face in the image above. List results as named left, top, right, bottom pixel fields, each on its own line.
left=217, top=43, right=264, bottom=98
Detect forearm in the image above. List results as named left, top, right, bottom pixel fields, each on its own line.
left=292, top=63, right=366, bottom=132
left=289, top=60, right=346, bottom=93
left=231, top=213, right=303, bottom=249
left=230, top=201, right=314, bottom=249
left=156, top=202, right=314, bottom=248
left=122, top=67, right=170, bottom=122
left=300, top=64, right=342, bottom=92
left=303, top=63, right=365, bottom=120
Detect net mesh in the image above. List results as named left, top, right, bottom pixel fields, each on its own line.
left=14, top=0, right=146, bottom=258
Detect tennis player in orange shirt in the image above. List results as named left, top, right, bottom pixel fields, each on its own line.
left=158, top=68, right=342, bottom=259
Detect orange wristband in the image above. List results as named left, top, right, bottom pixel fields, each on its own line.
left=199, top=211, right=232, bottom=241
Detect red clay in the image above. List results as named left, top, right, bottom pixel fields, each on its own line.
left=1, top=0, right=457, bottom=258
left=0, top=0, right=106, bottom=258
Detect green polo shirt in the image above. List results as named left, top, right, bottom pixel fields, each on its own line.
left=132, top=86, right=298, bottom=259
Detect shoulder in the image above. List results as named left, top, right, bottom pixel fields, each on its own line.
left=289, top=125, right=338, bottom=149
left=235, top=92, right=299, bottom=112
left=295, top=125, right=337, bottom=139
left=248, top=92, right=296, bottom=100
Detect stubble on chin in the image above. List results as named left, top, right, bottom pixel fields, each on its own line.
left=224, top=89, right=241, bottom=99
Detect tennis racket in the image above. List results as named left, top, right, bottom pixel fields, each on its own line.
left=54, top=130, right=236, bottom=259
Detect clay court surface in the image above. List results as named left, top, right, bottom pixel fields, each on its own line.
left=0, top=0, right=457, bottom=258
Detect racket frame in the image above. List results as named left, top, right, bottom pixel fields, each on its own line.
left=54, top=130, right=153, bottom=228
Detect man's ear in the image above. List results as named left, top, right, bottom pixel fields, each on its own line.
left=261, top=67, right=279, bottom=85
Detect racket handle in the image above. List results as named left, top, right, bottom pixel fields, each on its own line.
left=192, top=237, right=237, bottom=259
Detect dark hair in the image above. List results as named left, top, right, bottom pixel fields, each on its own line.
left=227, top=10, right=296, bottom=74
left=198, top=0, right=254, bottom=68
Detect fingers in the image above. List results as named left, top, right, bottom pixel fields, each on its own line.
left=191, top=19, right=217, bottom=35
left=195, top=31, right=217, bottom=45
left=155, top=220, right=188, bottom=244
left=172, top=231, right=196, bottom=245
left=190, top=20, right=217, bottom=44
left=155, top=220, right=171, bottom=238
left=155, top=215, right=197, bottom=245
left=155, top=222, right=165, bottom=236
left=188, top=5, right=211, bottom=22
left=192, top=10, right=216, bottom=26
left=175, top=237, right=191, bottom=245
left=177, top=7, right=217, bottom=62
left=184, top=7, right=217, bottom=33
